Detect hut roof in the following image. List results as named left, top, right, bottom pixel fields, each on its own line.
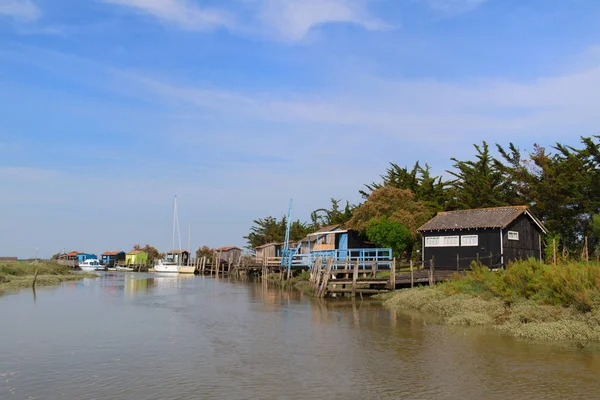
left=67, top=251, right=81, bottom=257
left=216, top=246, right=242, bottom=252
left=418, top=206, right=547, bottom=233
left=255, top=242, right=280, bottom=249
left=167, top=249, right=189, bottom=254
left=101, top=250, right=123, bottom=256
left=127, top=250, right=146, bottom=255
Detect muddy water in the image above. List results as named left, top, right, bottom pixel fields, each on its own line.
left=1, top=273, right=599, bottom=400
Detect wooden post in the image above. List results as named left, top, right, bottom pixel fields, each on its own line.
left=585, top=236, right=589, bottom=263
left=389, top=257, right=396, bottom=290
left=32, top=268, right=38, bottom=289
left=457, top=254, right=460, bottom=272
left=553, top=239, right=557, bottom=266
left=429, top=257, right=435, bottom=285
left=410, top=260, right=414, bottom=288
left=352, top=259, right=359, bottom=297
left=476, top=253, right=479, bottom=265
left=318, top=258, right=333, bottom=298
left=371, top=259, right=377, bottom=278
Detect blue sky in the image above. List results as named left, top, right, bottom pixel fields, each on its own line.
left=0, top=0, right=598, bottom=258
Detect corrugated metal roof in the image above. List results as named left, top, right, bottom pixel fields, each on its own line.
left=313, top=224, right=343, bottom=234
left=418, top=206, right=546, bottom=232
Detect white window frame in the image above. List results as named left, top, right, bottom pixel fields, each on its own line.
left=460, top=235, right=479, bottom=247
left=508, top=231, right=519, bottom=241
left=425, top=236, right=459, bottom=247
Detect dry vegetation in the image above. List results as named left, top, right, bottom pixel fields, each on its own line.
left=384, top=259, right=600, bottom=344
left=0, top=261, right=96, bottom=293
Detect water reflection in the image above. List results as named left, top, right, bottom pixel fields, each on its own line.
left=2, top=274, right=600, bottom=400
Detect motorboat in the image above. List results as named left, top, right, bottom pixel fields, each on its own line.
left=154, top=259, right=179, bottom=273
left=79, top=259, right=101, bottom=272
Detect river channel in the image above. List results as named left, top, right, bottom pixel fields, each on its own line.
left=1, top=273, right=600, bottom=399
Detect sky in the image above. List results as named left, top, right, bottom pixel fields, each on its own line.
left=0, top=0, right=598, bottom=258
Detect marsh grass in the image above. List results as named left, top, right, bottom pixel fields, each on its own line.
left=0, top=261, right=96, bottom=293
left=385, top=259, right=600, bottom=343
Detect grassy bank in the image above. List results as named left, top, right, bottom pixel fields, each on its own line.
left=0, top=261, right=97, bottom=293
left=384, top=259, right=600, bottom=344
left=266, top=270, right=313, bottom=295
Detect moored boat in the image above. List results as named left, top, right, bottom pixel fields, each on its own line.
left=116, top=266, right=134, bottom=272
left=79, top=259, right=102, bottom=272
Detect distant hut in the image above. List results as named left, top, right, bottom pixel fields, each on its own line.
left=126, top=250, right=148, bottom=266
left=0, top=257, right=18, bottom=261
left=417, top=206, right=547, bottom=269
left=302, top=225, right=373, bottom=255
left=166, top=250, right=190, bottom=266
left=254, top=243, right=282, bottom=262
left=101, top=250, right=126, bottom=267
left=215, top=246, right=243, bottom=266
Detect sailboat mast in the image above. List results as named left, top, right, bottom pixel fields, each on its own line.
left=172, top=195, right=177, bottom=253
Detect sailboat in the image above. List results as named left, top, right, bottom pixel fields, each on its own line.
left=154, top=195, right=183, bottom=274
left=178, top=223, right=196, bottom=274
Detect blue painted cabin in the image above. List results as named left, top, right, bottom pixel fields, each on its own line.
left=101, top=250, right=126, bottom=267
left=76, top=253, right=97, bottom=263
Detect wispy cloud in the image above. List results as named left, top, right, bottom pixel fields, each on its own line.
left=102, top=0, right=233, bottom=31
left=258, top=0, right=393, bottom=41
left=0, top=0, right=40, bottom=21
left=420, top=0, right=489, bottom=16
left=0, top=166, right=56, bottom=181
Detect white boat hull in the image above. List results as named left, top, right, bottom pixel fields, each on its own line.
left=177, top=266, right=196, bottom=274
left=79, top=266, right=98, bottom=272
left=154, top=261, right=179, bottom=273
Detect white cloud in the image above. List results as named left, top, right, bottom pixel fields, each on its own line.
left=102, top=0, right=233, bottom=31
left=0, top=0, right=40, bottom=21
left=258, top=0, right=393, bottom=41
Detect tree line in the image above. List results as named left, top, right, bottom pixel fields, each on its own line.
left=245, top=136, right=600, bottom=260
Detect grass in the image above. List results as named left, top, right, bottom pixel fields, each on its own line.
left=0, top=261, right=97, bottom=293
left=384, top=258, right=600, bottom=344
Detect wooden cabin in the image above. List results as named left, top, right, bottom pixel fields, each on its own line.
left=215, top=246, right=242, bottom=266
left=126, top=250, right=148, bottom=266
left=101, top=250, right=126, bottom=267
left=417, top=206, right=547, bottom=269
left=302, top=225, right=373, bottom=255
left=255, top=243, right=282, bottom=261
left=166, top=250, right=189, bottom=266
left=0, top=257, right=17, bottom=261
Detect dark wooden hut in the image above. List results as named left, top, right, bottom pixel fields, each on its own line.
left=417, top=206, right=547, bottom=269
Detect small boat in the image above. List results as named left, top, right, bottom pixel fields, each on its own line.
left=153, top=259, right=178, bottom=273
left=177, top=266, right=196, bottom=274
left=116, top=266, right=134, bottom=272
left=79, top=259, right=102, bottom=272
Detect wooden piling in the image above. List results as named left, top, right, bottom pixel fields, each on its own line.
left=410, top=260, right=414, bottom=288
left=389, top=258, right=396, bottom=290
left=352, top=259, right=359, bottom=297
left=32, top=268, right=38, bottom=289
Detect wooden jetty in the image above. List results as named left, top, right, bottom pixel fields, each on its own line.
left=309, top=258, right=464, bottom=298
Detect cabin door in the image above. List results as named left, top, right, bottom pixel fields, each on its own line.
left=338, top=233, right=349, bottom=260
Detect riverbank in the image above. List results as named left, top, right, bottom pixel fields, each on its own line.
left=383, top=259, right=600, bottom=344
left=266, top=271, right=313, bottom=295
left=0, top=261, right=97, bottom=293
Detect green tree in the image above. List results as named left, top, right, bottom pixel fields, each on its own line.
left=447, top=141, right=508, bottom=209
left=361, top=161, right=449, bottom=212
left=310, top=198, right=354, bottom=229
left=366, top=218, right=412, bottom=259
left=347, top=186, right=431, bottom=237
left=196, top=245, right=214, bottom=261
left=244, top=216, right=311, bottom=249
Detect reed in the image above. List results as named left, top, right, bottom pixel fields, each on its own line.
left=0, top=261, right=97, bottom=293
